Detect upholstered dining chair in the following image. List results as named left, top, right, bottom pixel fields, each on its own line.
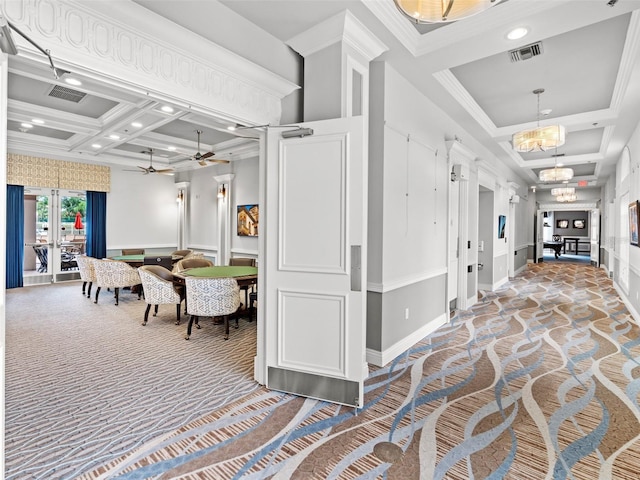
left=75, top=255, right=97, bottom=298
left=122, top=248, right=145, bottom=255
left=229, top=257, right=256, bottom=307
left=184, top=277, right=241, bottom=340
left=93, top=259, right=142, bottom=305
left=138, top=265, right=185, bottom=326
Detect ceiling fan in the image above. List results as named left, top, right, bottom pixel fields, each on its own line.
left=126, top=149, right=174, bottom=175
left=192, top=130, right=230, bottom=166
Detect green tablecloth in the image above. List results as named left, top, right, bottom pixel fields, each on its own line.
left=182, top=266, right=257, bottom=278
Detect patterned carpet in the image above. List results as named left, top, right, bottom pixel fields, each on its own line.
left=81, top=261, right=640, bottom=479
left=5, top=282, right=259, bottom=480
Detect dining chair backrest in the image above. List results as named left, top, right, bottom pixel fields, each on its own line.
left=229, top=257, right=255, bottom=267
left=552, top=235, right=561, bottom=242
left=185, top=277, right=240, bottom=317
left=172, top=249, right=193, bottom=258
left=76, top=255, right=97, bottom=282
left=173, top=257, right=214, bottom=272
left=122, top=248, right=145, bottom=255
left=94, top=259, right=141, bottom=288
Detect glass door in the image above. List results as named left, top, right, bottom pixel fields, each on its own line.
left=23, top=187, right=86, bottom=285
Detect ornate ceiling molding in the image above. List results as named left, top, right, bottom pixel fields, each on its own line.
left=1, top=0, right=299, bottom=126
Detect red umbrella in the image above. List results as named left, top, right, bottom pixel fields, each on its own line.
left=74, top=211, right=84, bottom=230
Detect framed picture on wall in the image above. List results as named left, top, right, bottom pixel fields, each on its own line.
left=629, top=201, right=639, bottom=246
left=237, top=204, right=259, bottom=237
left=573, top=219, right=585, bottom=229
left=498, top=215, right=506, bottom=239
left=556, top=219, right=569, bottom=229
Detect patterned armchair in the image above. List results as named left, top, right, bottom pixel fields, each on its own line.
left=171, top=249, right=193, bottom=259
left=93, top=259, right=142, bottom=305
left=75, top=255, right=97, bottom=298
left=184, top=277, right=241, bottom=340
left=138, top=265, right=185, bottom=326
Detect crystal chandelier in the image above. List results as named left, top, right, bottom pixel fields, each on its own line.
left=513, top=89, right=566, bottom=153
left=556, top=192, right=577, bottom=202
left=539, top=165, right=573, bottom=183
left=551, top=187, right=575, bottom=196
left=394, top=0, right=504, bottom=23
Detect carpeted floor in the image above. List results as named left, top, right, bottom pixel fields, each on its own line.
left=5, top=282, right=259, bottom=480
left=82, top=261, right=640, bottom=479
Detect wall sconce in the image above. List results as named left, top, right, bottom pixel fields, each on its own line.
left=217, top=184, right=226, bottom=199
left=176, top=189, right=184, bottom=203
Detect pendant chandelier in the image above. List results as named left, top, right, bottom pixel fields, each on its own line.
left=550, top=187, right=575, bottom=196
left=393, top=0, right=504, bottom=23
left=539, top=165, right=573, bottom=183
left=513, top=88, right=566, bottom=153
left=556, top=192, right=577, bottom=203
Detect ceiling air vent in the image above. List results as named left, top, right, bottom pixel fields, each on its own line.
left=48, top=85, right=87, bottom=103
left=509, top=42, right=543, bottom=62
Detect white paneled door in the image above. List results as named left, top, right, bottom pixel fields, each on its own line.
left=264, top=116, right=367, bottom=407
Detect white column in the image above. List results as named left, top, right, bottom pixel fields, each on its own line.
left=175, top=182, right=189, bottom=250
left=214, top=174, right=234, bottom=266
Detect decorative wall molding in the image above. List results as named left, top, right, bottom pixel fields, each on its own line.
left=367, top=267, right=447, bottom=294
left=1, top=0, right=299, bottom=125
left=8, top=154, right=110, bottom=191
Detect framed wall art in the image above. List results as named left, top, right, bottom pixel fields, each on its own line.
left=556, top=219, right=569, bottom=229
left=237, top=204, right=259, bottom=237
left=573, top=219, right=585, bottom=229
left=630, top=201, right=639, bottom=246
left=498, top=215, right=506, bottom=239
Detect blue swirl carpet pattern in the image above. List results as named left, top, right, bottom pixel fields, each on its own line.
left=84, top=262, right=640, bottom=479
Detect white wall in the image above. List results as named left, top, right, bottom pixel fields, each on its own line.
left=231, top=157, right=259, bottom=257
left=107, top=167, right=178, bottom=252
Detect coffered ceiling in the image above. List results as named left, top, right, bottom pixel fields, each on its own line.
left=5, top=0, right=640, bottom=191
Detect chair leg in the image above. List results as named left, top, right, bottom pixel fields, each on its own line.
left=115, top=287, right=120, bottom=306
left=153, top=305, right=159, bottom=317
left=82, top=281, right=87, bottom=295
left=94, top=286, right=101, bottom=304
left=142, top=304, right=152, bottom=326
left=175, top=304, right=181, bottom=325
left=185, top=315, right=198, bottom=340
left=87, top=282, right=93, bottom=299
left=224, top=315, right=229, bottom=340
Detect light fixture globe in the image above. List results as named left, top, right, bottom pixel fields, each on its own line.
left=539, top=166, right=574, bottom=183
left=394, top=0, right=504, bottom=23
left=556, top=192, right=577, bottom=202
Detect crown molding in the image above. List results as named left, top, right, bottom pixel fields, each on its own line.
left=1, top=0, right=298, bottom=126
left=287, top=9, right=388, bottom=61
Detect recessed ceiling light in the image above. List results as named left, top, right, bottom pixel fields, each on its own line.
left=65, top=77, right=82, bottom=86
left=507, top=27, right=528, bottom=40
left=109, top=134, right=121, bottom=140
left=20, top=123, right=33, bottom=129
left=540, top=109, right=552, bottom=116
left=31, top=118, right=45, bottom=124
left=161, top=105, right=174, bottom=113
left=167, top=146, right=176, bottom=151
left=91, top=144, right=101, bottom=149
left=227, top=125, right=237, bottom=131
left=131, top=122, right=143, bottom=128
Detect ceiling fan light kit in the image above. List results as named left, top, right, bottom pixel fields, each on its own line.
left=393, top=0, right=504, bottom=23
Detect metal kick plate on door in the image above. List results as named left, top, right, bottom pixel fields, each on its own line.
left=351, top=245, right=361, bottom=292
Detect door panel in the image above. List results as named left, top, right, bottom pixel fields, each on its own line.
left=591, top=209, right=600, bottom=266
left=23, top=188, right=84, bottom=285
left=265, top=116, right=366, bottom=408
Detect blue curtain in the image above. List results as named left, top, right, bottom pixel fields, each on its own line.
left=86, top=191, right=107, bottom=259
left=6, top=185, right=24, bottom=289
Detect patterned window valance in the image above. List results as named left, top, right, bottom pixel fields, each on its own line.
left=7, top=154, right=110, bottom=192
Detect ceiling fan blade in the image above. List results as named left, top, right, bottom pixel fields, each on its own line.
left=200, top=151, right=214, bottom=160
left=198, top=159, right=208, bottom=166
left=206, top=158, right=230, bottom=164
left=155, top=168, right=175, bottom=174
